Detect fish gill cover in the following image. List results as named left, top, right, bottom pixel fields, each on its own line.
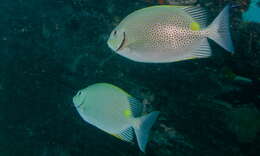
left=0, top=0, right=259, bottom=156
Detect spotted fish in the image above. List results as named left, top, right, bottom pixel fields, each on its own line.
left=107, top=5, right=234, bottom=63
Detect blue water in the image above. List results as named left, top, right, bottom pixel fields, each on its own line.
left=243, top=0, right=260, bottom=22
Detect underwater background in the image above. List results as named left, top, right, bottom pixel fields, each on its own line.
left=0, top=0, right=259, bottom=155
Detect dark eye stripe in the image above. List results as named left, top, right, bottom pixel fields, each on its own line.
left=116, top=32, right=126, bottom=51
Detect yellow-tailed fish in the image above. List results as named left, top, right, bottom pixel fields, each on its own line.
left=107, top=4, right=234, bottom=63
left=73, top=83, right=160, bottom=152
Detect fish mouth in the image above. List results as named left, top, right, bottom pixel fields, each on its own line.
left=73, top=97, right=84, bottom=108
left=116, top=32, right=126, bottom=51
left=75, top=102, right=84, bottom=108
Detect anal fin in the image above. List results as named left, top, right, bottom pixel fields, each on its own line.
left=191, top=38, right=212, bottom=58
left=112, top=127, right=134, bottom=142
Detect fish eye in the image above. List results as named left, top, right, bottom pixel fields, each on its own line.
left=113, top=30, right=117, bottom=36
left=77, top=91, right=82, bottom=96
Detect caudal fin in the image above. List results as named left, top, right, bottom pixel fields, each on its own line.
left=134, top=111, right=159, bottom=152
left=207, top=4, right=234, bottom=53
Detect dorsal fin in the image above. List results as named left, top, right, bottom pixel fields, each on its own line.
left=128, top=96, right=143, bottom=117
left=181, top=6, right=208, bottom=28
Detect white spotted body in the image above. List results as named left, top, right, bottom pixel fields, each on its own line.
left=107, top=5, right=234, bottom=63
left=127, top=6, right=205, bottom=49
